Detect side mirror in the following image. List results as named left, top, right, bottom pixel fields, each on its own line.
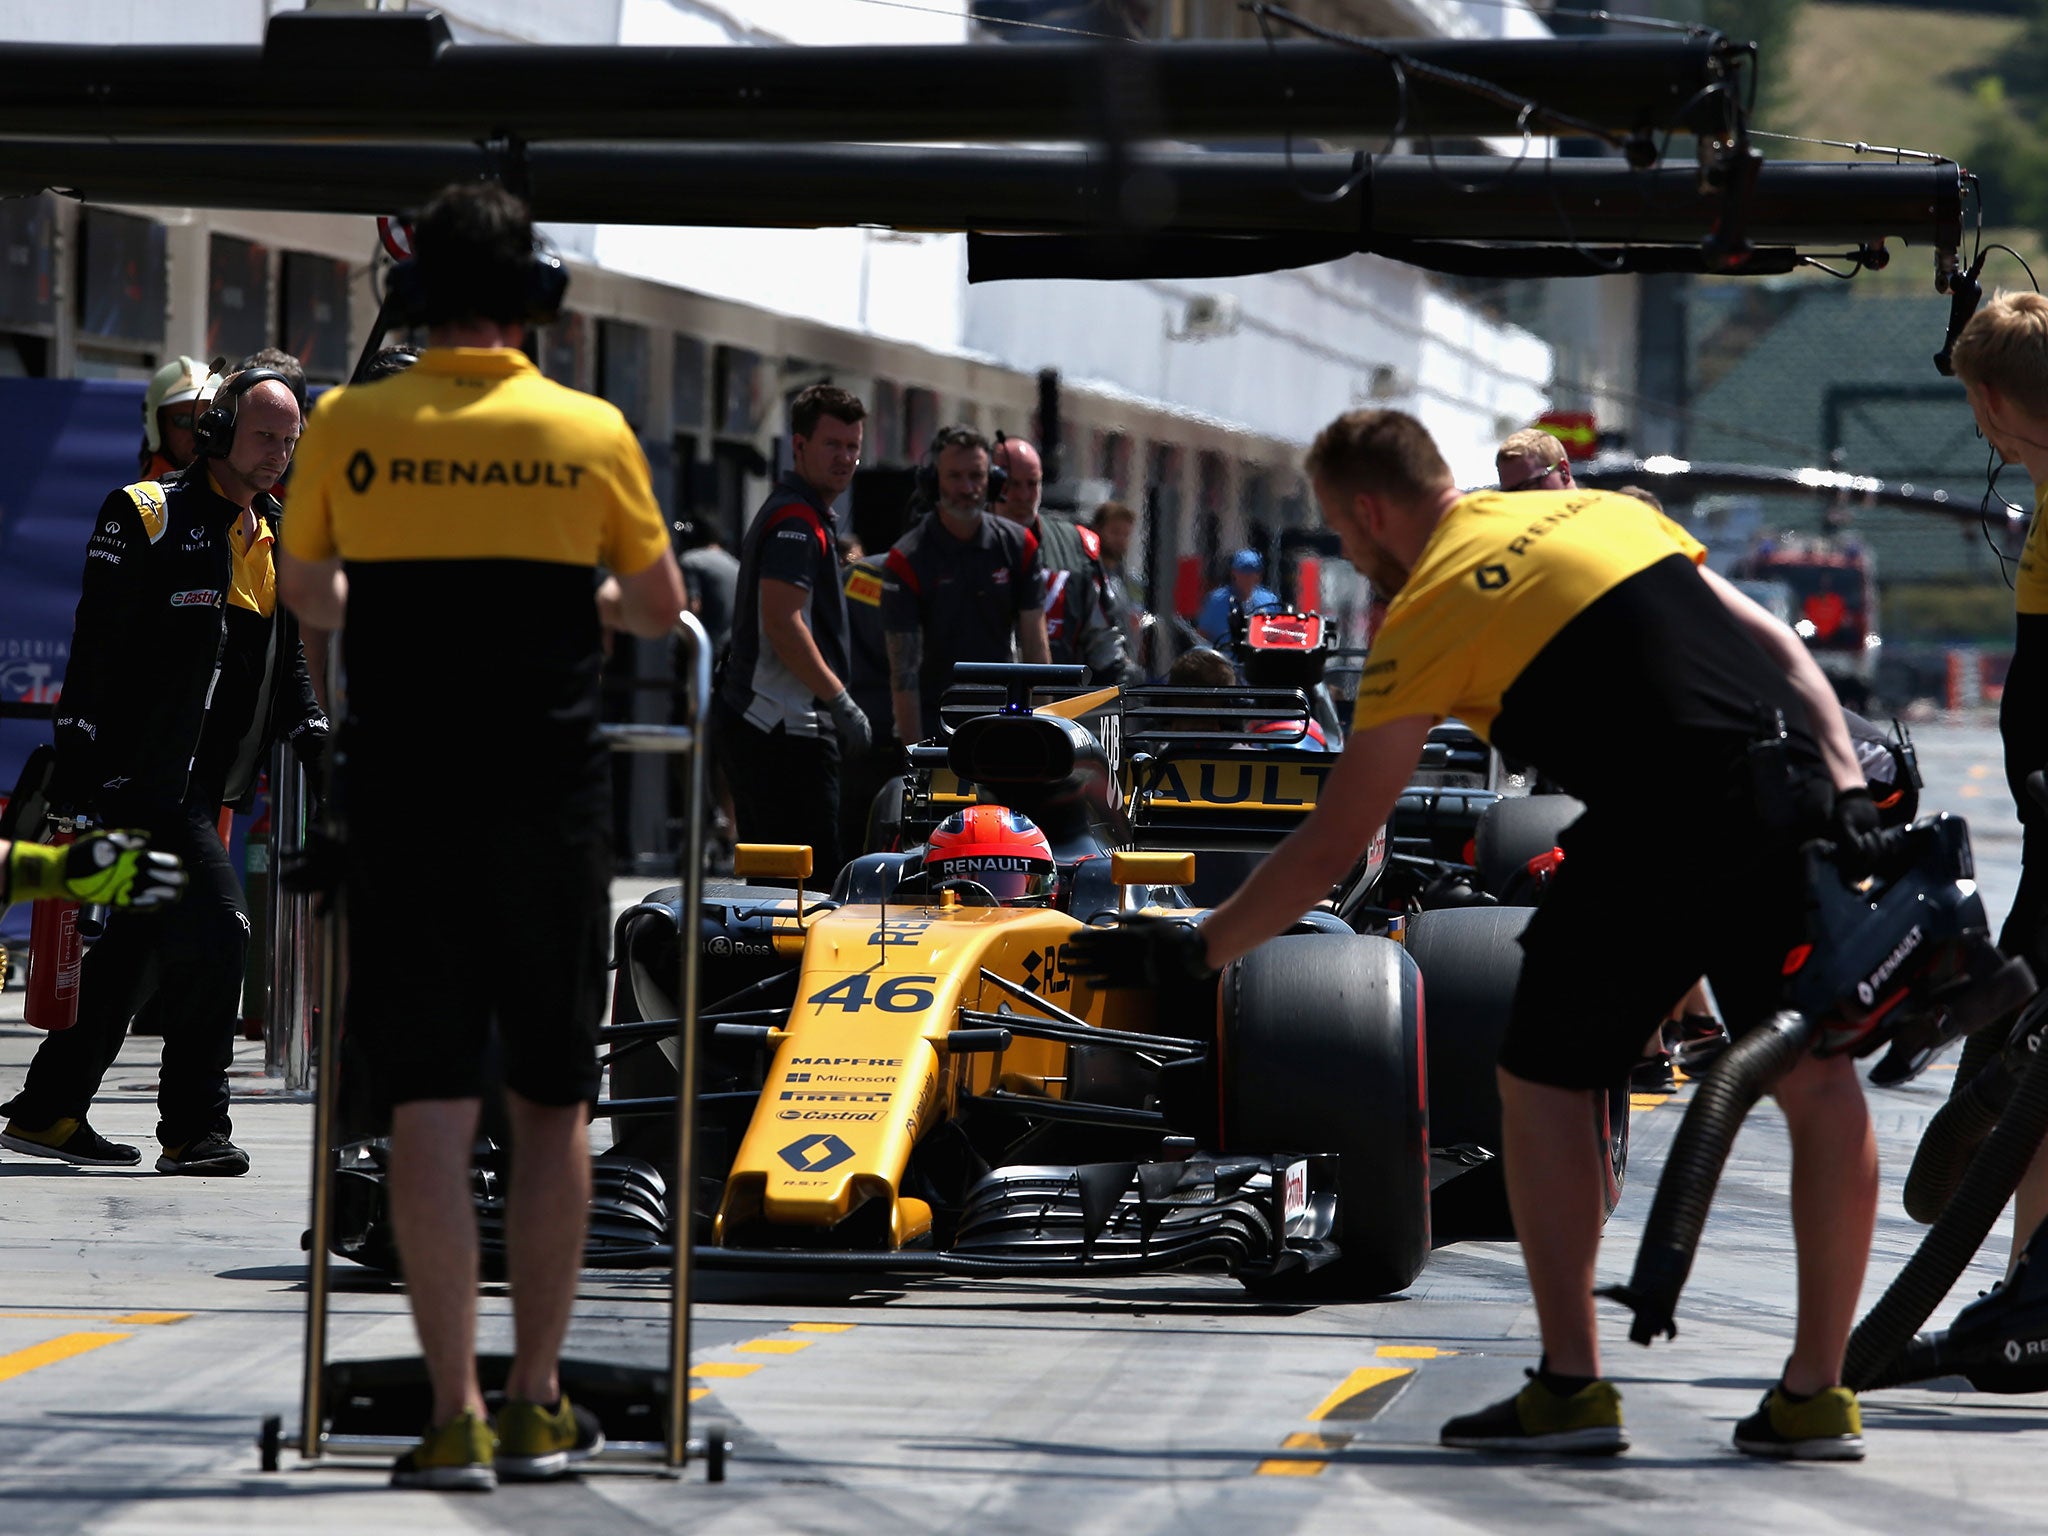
left=1110, top=850, right=1195, bottom=887
left=733, top=844, right=814, bottom=881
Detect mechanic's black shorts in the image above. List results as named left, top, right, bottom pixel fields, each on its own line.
left=1497, top=802, right=1811, bottom=1091
left=344, top=803, right=610, bottom=1109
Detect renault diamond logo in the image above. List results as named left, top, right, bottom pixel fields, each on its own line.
left=778, top=1133, right=855, bottom=1172
left=1476, top=563, right=1510, bottom=591
left=2007, top=1338, right=2024, bottom=1364
left=346, top=450, right=377, bottom=494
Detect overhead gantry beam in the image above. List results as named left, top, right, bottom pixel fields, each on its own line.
left=0, top=9, right=1740, bottom=145
left=0, top=141, right=1961, bottom=261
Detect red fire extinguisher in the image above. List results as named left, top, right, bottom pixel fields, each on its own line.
left=25, top=821, right=82, bottom=1032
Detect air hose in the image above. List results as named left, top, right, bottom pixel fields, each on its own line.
left=1902, top=996, right=2045, bottom=1223
left=1599, top=1010, right=1815, bottom=1344
left=1844, top=1029, right=2048, bottom=1390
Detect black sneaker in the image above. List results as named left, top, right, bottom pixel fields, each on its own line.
left=1, top=1117, right=141, bottom=1166
left=1441, top=1370, right=1628, bottom=1454
left=1631, top=1052, right=1678, bottom=1094
left=493, top=1394, right=604, bottom=1481
left=156, top=1132, right=250, bottom=1176
left=1733, top=1385, right=1864, bottom=1461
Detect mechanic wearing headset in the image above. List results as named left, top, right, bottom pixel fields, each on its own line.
left=3, top=368, right=322, bottom=1180
left=1074, top=409, right=1880, bottom=1461
left=882, top=426, right=1050, bottom=744
left=279, top=181, right=686, bottom=1492
left=988, top=436, right=1128, bottom=685
left=1949, top=289, right=2048, bottom=1272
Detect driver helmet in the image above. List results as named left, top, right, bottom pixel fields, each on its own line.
left=924, top=806, right=1057, bottom=905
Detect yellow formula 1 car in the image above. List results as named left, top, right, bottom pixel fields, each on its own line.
left=593, top=664, right=1628, bottom=1298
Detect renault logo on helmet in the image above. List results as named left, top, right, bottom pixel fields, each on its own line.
left=346, top=450, right=377, bottom=495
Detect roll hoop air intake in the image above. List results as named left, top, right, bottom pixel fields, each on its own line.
left=1601, top=814, right=2025, bottom=1346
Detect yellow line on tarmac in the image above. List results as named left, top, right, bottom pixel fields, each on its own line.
left=690, top=1362, right=761, bottom=1380
left=1256, top=1430, right=1351, bottom=1475
left=738, top=1339, right=812, bottom=1354
left=790, top=1322, right=854, bottom=1333
left=1375, top=1345, right=1444, bottom=1359
left=1307, top=1366, right=1415, bottom=1422
left=0, top=1311, right=187, bottom=1326
left=0, top=1332, right=129, bottom=1384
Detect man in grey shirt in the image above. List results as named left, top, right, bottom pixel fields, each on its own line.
left=679, top=520, right=741, bottom=655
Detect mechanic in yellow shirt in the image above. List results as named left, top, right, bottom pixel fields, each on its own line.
left=1948, top=290, right=2048, bottom=1274
left=277, top=182, right=685, bottom=1493
left=1075, top=409, right=1874, bottom=1461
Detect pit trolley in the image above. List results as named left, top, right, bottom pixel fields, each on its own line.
left=260, top=610, right=724, bottom=1480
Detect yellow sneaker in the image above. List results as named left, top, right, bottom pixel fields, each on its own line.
left=1440, top=1371, right=1628, bottom=1454
left=1733, top=1385, right=1864, bottom=1461
left=493, top=1394, right=604, bottom=1481
left=390, top=1408, right=496, bottom=1491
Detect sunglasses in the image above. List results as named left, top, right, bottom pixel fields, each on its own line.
left=1499, top=464, right=1565, bottom=493
left=162, top=411, right=197, bottom=431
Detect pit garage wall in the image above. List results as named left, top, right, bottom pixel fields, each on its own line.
left=962, top=263, right=1553, bottom=489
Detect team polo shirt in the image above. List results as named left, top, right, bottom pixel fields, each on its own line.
left=1353, top=488, right=1819, bottom=804
left=282, top=346, right=670, bottom=797
left=720, top=472, right=850, bottom=737
left=2019, top=481, right=2048, bottom=616
left=881, top=510, right=1043, bottom=732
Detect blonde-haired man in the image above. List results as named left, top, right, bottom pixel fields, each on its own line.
left=1073, top=409, right=1878, bottom=1460
left=1950, top=289, right=2048, bottom=1270
left=1496, top=427, right=1575, bottom=493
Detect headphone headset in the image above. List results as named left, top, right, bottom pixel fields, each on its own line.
left=384, top=228, right=568, bottom=329
left=915, top=424, right=1007, bottom=509
left=192, top=368, right=298, bottom=460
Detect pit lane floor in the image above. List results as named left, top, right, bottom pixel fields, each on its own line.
left=0, top=719, right=2039, bottom=1534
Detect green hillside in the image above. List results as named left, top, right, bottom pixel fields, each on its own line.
left=1728, top=2, right=2043, bottom=290
left=1759, top=2, right=2020, bottom=164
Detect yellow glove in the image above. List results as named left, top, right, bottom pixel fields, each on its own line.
left=4, top=831, right=188, bottom=910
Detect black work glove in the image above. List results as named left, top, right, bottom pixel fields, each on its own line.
left=280, top=826, right=346, bottom=905
left=1829, top=785, right=1890, bottom=876
left=828, top=690, right=872, bottom=757
left=1065, top=914, right=1215, bottom=989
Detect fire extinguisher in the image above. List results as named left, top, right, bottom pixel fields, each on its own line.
left=24, top=818, right=83, bottom=1031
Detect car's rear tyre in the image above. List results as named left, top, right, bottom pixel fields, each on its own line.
left=1474, top=793, right=1584, bottom=904
left=1222, top=934, right=1429, bottom=1299
left=1404, top=905, right=1628, bottom=1240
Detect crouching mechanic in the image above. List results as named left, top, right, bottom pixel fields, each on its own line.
left=1070, top=409, right=1880, bottom=1461
left=279, top=180, right=687, bottom=1491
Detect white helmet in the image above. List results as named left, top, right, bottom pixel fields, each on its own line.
left=142, top=355, right=221, bottom=452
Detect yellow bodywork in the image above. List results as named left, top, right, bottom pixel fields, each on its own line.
left=713, top=900, right=1134, bottom=1249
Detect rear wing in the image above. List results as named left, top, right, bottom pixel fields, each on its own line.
left=1119, top=685, right=1336, bottom=855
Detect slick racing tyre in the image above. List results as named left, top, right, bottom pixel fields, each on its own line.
left=1222, top=934, right=1430, bottom=1299
left=1474, top=793, right=1584, bottom=905
left=1405, top=905, right=1628, bottom=1240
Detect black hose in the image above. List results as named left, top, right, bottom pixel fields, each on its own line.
left=1902, top=1062, right=2016, bottom=1224
left=1600, top=1010, right=1815, bottom=1344
left=1904, top=993, right=2048, bottom=1223
left=1845, top=1037, right=2048, bottom=1391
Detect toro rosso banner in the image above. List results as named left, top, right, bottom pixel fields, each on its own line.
left=0, top=380, right=140, bottom=940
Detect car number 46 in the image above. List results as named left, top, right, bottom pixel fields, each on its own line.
left=807, top=974, right=938, bottom=1013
